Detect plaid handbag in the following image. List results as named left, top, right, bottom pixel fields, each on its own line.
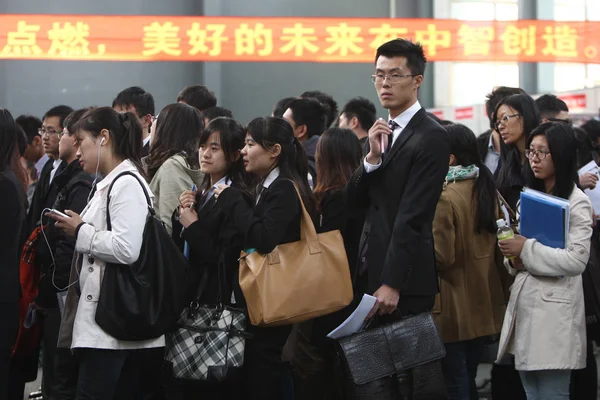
left=165, top=303, right=250, bottom=381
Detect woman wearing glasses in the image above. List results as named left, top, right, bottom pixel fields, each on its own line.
left=497, top=122, right=592, bottom=399
left=493, top=93, right=540, bottom=210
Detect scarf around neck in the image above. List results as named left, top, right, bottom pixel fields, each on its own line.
left=445, top=165, right=479, bottom=185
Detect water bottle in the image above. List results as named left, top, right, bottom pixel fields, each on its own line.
left=496, top=219, right=515, bottom=260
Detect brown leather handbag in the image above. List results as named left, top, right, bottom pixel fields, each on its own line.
left=238, top=187, right=353, bottom=327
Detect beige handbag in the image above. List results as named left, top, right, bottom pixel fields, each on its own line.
left=239, top=187, right=353, bottom=327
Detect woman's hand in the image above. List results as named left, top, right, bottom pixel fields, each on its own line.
left=580, top=172, right=598, bottom=190
left=214, top=184, right=230, bottom=200
left=45, top=210, right=84, bottom=237
left=511, top=257, right=527, bottom=271
left=179, top=190, right=197, bottom=209
left=179, top=207, right=199, bottom=229
left=498, top=235, right=527, bottom=259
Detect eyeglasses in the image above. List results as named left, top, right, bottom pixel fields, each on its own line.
left=494, top=114, right=522, bottom=130
left=371, top=73, right=415, bottom=84
left=38, top=127, right=60, bottom=136
left=525, top=149, right=551, bottom=160
left=547, top=117, right=573, bottom=126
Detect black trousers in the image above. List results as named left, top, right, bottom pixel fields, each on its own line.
left=0, top=302, right=19, bottom=400
left=40, top=306, right=78, bottom=400
left=76, top=347, right=163, bottom=400
left=491, top=362, right=526, bottom=400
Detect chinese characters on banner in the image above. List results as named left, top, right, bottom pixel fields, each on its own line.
left=1, top=15, right=600, bottom=63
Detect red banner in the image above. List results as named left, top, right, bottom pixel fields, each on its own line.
left=0, top=15, right=599, bottom=63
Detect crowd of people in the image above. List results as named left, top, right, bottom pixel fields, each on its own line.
left=0, top=37, right=599, bottom=400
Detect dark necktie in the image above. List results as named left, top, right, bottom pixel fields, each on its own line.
left=385, top=120, right=400, bottom=156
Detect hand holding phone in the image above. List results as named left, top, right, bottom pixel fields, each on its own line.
left=49, top=209, right=70, bottom=219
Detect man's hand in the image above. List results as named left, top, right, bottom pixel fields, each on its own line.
left=366, top=284, right=400, bottom=320
left=580, top=172, right=598, bottom=190
left=365, top=119, right=392, bottom=165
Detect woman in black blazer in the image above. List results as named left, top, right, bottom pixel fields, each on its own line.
left=172, top=118, right=254, bottom=399
left=0, top=109, right=28, bottom=399
left=214, top=116, right=316, bottom=400
left=289, top=128, right=365, bottom=400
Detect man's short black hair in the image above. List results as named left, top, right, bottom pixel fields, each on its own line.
left=485, top=86, right=525, bottom=123
left=16, top=114, right=42, bottom=144
left=300, top=90, right=339, bottom=128
left=112, top=86, right=155, bottom=117
left=203, top=106, right=233, bottom=122
left=16, top=124, right=28, bottom=157
left=273, top=97, right=296, bottom=118
left=341, top=97, right=377, bottom=131
left=177, top=85, right=217, bottom=112
left=535, top=94, right=569, bottom=120
left=287, top=97, right=327, bottom=139
left=42, top=105, right=74, bottom=130
left=375, top=39, right=427, bottom=77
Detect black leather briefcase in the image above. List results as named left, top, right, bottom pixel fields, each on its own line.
left=336, top=312, right=447, bottom=400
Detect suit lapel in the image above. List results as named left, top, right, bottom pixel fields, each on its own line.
left=197, top=195, right=217, bottom=218
left=381, top=108, right=426, bottom=169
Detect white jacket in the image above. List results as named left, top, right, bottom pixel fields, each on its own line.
left=69, top=160, right=165, bottom=350
left=497, top=186, right=592, bottom=370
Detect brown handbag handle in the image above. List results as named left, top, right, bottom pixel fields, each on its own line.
left=291, top=185, right=319, bottom=243
left=496, top=190, right=517, bottom=224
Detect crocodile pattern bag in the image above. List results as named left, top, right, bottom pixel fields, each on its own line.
left=337, top=312, right=446, bottom=399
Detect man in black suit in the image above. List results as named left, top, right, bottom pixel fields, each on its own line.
left=347, top=38, right=449, bottom=323
left=112, top=86, right=155, bottom=157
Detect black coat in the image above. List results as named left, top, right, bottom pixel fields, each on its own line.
left=346, top=108, right=450, bottom=310
left=477, top=129, right=492, bottom=165
left=35, top=160, right=92, bottom=308
left=0, top=169, right=25, bottom=347
left=172, top=190, right=248, bottom=308
left=217, top=176, right=303, bottom=364
left=26, top=158, right=65, bottom=236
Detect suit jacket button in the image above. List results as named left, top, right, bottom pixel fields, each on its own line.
left=88, top=267, right=94, bottom=273
left=86, top=295, right=93, bottom=300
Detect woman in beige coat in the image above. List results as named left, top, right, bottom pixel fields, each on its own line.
left=498, top=122, right=593, bottom=400
left=433, top=123, right=507, bottom=400
left=146, top=103, right=205, bottom=235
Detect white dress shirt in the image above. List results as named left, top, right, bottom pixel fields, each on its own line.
left=201, top=176, right=232, bottom=208
left=73, top=159, right=164, bottom=350
left=364, top=100, right=422, bottom=173
left=49, top=159, right=63, bottom=184
left=256, top=167, right=280, bottom=204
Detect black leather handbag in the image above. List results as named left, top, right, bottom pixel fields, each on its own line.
left=336, top=312, right=446, bottom=400
left=95, top=171, right=188, bottom=341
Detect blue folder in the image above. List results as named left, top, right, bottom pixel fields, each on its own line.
left=520, top=188, right=570, bottom=249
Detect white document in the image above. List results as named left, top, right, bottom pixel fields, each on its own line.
left=326, top=294, right=377, bottom=339
left=578, top=161, right=600, bottom=218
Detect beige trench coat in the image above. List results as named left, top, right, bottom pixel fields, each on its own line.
left=497, top=186, right=592, bottom=370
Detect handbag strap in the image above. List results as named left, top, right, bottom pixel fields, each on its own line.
left=106, top=171, right=153, bottom=231
left=496, top=190, right=517, bottom=224
left=289, top=184, right=319, bottom=243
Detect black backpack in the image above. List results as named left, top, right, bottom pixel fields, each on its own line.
left=95, top=171, right=188, bottom=341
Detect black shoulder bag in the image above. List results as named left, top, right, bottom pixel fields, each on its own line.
left=95, top=171, right=188, bottom=341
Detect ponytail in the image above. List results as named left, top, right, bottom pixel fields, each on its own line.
left=74, top=107, right=145, bottom=177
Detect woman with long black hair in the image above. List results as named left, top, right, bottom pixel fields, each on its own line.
left=0, top=108, right=28, bottom=399
left=498, top=122, right=592, bottom=399
left=432, top=123, right=507, bottom=399
left=172, top=117, right=255, bottom=399
left=214, top=116, right=316, bottom=400
left=494, top=93, right=541, bottom=210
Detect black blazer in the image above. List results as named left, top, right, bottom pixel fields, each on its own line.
left=141, top=141, right=150, bottom=158
left=477, top=129, right=492, bottom=165
left=26, top=158, right=65, bottom=235
left=172, top=191, right=247, bottom=307
left=346, top=108, right=450, bottom=299
left=35, top=160, right=92, bottom=308
left=217, top=176, right=303, bottom=359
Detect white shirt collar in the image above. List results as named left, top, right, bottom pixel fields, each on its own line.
left=143, top=136, right=151, bottom=147
left=212, top=176, right=231, bottom=190
left=263, top=167, right=280, bottom=189
left=95, top=159, right=139, bottom=192
left=52, top=159, right=62, bottom=168
left=389, top=100, right=422, bottom=129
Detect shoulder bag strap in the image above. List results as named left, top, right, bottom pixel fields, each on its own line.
left=106, top=171, right=153, bottom=231
left=496, top=190, right=517, bottom=225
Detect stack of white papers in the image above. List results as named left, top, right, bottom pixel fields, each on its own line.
left=326, top=294, right=377, bottom=339
left=578, top=161, right=600, bottom=219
